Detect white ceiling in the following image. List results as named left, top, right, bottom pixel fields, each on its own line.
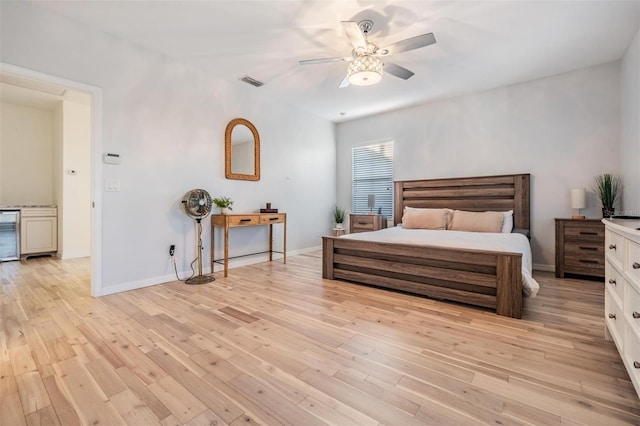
left=31, top=0, right=639, bottom=122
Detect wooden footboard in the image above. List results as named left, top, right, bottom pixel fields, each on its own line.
left=322, top=236, right=523, bottom=318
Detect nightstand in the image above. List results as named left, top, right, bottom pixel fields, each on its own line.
left=350, top=214, right=387, bottom=233
left=555, top=218, right=605, bottom=278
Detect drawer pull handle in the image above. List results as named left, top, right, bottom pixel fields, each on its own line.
left=579, top=246, right=598, bottom=251
left=633, top=262, right=640, bottom=269
left=635, top=361, right=640, bottom=369
left=608, top=313, right=616, bottom=320
left=240, top=218, right=252, bottom=222
left=269, top=217, right=278, bottom=221
left=579, top=260, right=598, bottom=264
left=608, top=279, right=616, bottom=285
left=358, top=222, right=369, bottom=225
left=580, top=232, right=598, bottom=235
left=609, top=244, right=617, bottom=250
left=633, top=312, right=640, bottom=319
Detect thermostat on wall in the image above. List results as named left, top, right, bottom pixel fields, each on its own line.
left=103, top=153, right=121, bottom=165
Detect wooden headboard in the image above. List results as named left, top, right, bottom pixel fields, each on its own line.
left=393, top=173, right=531, bottom=232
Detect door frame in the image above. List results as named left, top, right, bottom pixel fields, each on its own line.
left=1, top=62, right=103, bottom=296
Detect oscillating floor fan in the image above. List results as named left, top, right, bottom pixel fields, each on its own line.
left=181, top=189, right=215, bottom=285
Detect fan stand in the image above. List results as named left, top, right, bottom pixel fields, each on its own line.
left=186, top=218, right=215, bottom=285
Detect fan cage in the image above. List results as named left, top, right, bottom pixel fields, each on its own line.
left=182, top=189, right=213, bottom=220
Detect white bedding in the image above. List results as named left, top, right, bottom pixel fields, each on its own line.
left=341, top=226, right=540, bottom=297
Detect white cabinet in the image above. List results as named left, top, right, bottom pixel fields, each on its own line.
left=603, top=219, right=640, bottom=399
left=21, top=207, right=57, bottom=256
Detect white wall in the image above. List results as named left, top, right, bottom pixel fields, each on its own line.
left=336, top=62, right=621, bottom=269
left=0, top=2, right=336, bottom=294
left=0, top=102, right=54, bottom=205
left=621, top=27, right=640, bottom=213
left=60, top=99, right=91, bottom=259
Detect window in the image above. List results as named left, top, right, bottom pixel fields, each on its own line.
left=352, top=141, right=393, bottom=219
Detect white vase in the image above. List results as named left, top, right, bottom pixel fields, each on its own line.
left=335, top=223, right=343, bottom=229
left=221, top=207, right=229, bottom=214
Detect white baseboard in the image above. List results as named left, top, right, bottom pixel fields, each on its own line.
left=96, top=245, right=322, bottom=296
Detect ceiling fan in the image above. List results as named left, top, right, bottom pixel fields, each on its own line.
left=299, top=20, right=436, bottom=87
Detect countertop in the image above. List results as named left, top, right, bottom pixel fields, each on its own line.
left=0, top=205, right=57, bottom=210
left=602, top=218, right=640, bottom=242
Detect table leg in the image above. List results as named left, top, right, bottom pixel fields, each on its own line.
left=211, top=223, right=215, bottom=274
left=223, top=225, right=229, bottom=277
left=283, top=218, right=287, bottom=264
left=269, top=224, right=273, bottom=261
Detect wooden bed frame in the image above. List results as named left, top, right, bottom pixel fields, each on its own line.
left=322, top=174, right=531, bottom=318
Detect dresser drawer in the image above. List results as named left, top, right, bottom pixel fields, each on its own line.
left=623, top=326, right=640, bottom=396
left=606, top=229, right=625, bottom=270
left=563, top=242, right=605, bottom=275
left=564, top=241, right=604, bottom=258
left=352, top=215, right=375, bottom=226
left=228, top=215, right=260, bottom=227
left=605, top=290, right=625, bottom=348
left=563, top=261, right=604, bottom=277
left=555, top=219, right=604, bottom=278
left=563, top=223, right=605, bottom=241
left=606, top=262, right=626, bottom=304
left=352, top=222, right=374, bottom=232
left=627, top=239, right=640, bottom=288
left=21, top=207, right=57, bottom=217
left=628, top=282, right=640, bottom=333
left=259, top=214, right=286, bottom=225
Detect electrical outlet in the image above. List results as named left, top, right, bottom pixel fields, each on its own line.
left=169, top=244, right=175, bottom=256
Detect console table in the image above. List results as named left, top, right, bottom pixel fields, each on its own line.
left=211, top=213, right=286, bottom=277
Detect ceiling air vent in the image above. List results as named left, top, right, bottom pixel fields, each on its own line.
left=239, top=76, right=264, bottom=87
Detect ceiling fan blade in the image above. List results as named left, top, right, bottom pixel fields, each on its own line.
left=341, top=21, right=366, bottom=51
left=384, top=62, right=415, bottom=80
left=380, top=33, right=436, bottom=56
left=299, top=56, right=351, bottom=65
left=339, top=75, right=350, bottom=88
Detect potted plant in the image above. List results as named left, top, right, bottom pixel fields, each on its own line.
left=594, top=174, right=621, bottom=218
left=213, top=196, right=233, bottom=214
left=333, top=204, right=346, bottom=229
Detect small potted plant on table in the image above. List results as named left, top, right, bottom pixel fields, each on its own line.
left=333, top=204, right=346, bottom=229
left=594, top=174, right=621, bottom=218
left=213, top=196, right=233, bottom=214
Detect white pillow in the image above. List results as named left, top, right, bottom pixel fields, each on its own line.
left=501, top=210, right=514, bottom=233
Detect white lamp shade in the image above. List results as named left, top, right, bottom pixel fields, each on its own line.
left=570, top=188, right=587, bottom=209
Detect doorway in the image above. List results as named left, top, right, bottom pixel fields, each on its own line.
left=0, top=63, right=102, bottom=296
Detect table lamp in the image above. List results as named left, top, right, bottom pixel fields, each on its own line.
left=368, top=194, right=375, bottom=214
left=571, top=188, right=586, bottom=219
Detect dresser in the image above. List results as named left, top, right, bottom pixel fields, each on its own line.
left=603, top=218, right=640, bottom=399
left=349, top=214, right=387, bottom=233
left=211, top=213, right=286, bottom=277
left=555, top=218, right=605, bottom=278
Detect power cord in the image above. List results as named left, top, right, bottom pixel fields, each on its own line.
left=172, top=253, right=197, bottom=282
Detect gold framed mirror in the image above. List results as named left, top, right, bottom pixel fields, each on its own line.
left=225, top=118, right=260, bottom=181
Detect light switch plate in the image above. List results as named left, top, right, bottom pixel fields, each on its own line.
left=106, top=178, right=121, bottom=191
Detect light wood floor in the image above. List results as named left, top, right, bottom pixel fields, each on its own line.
left=1, top=252, right=639, bottom=425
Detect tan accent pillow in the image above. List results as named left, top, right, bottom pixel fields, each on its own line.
left=448, top=210, right=504, bottom=233
left=402, top=208, right=450, bottom=230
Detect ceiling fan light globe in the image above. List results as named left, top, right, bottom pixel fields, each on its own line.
left=347, top=55, right=383, bottom=86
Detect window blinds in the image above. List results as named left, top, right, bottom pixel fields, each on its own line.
left=352, top=141, right=393, bottom=218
